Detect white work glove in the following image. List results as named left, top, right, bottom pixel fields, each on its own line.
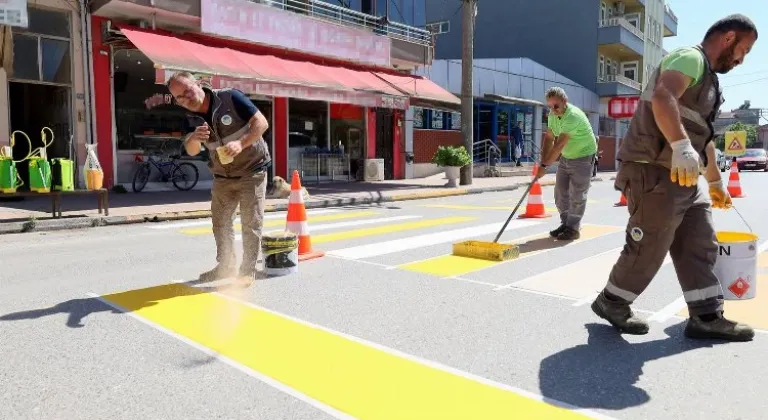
left=669, top=139, right=700, bottom=187
left=708, top=179, right=732, bottom=209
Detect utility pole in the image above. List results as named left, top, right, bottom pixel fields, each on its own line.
left=460, top=0, right=476, bottom=185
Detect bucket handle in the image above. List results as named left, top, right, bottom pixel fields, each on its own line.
left=730, top=204, right=753, bottom=233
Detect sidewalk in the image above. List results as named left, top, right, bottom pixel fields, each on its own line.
left=0, top=171, right=616, bottom=234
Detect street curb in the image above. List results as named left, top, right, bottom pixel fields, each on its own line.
left=0, top=178, right=570, bottom=235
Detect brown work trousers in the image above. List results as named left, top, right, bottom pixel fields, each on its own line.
left=604, top=162, right=724, bottom=316
left=211, top=171, right=267, bottom=274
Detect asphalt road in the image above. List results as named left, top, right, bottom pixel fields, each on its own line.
left=2, top=171, right=768, bottom=420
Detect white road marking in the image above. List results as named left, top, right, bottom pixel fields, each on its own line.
left=327, top=220, right=542, bottom=260
left=86, top=292, right=356, bottom=420
left=646, top=297, right=686, bottom=323
left=572, top=293, right=599, bottom=307
left=147, top=209, right=341, bottom=229
left=235, top=215, right=422, bottom=240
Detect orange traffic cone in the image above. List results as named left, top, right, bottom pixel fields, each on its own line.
left=531, top=162, right=539, bottom=175
left=285, top=170, right=325, bottom=261
left=518, top=179, right=551, bottom=219
left=614, top=192, right=627, bottom=207
left=727, top=163, right=746, bottom=198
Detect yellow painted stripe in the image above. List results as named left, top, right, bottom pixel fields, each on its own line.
left=179, top=211, right=379, bottom=235
left=102, top=283, right=590, bottom=419
left=399, top=224, right=622, bottom=277
left=311, top=216, right=475, bottom=244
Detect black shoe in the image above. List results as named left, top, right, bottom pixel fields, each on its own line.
left=684, top=313, right=754, bottom=342
left=591, top=292, right=649, bottom=335
left=557, top=227, right=581, bottom=240
left=550, top=224, right=566, bottom=238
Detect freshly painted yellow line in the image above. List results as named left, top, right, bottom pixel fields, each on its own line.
left=311, top=216, right=475, bottom=244
left=179, top=211, right=379, bottom=235
left=678, top=251, right=768, bottom=328
left=422, top=204, right=559, bottom=213
left=399, top=224, right=622, bottom=277
left=101, top=283, right=591, bottom=419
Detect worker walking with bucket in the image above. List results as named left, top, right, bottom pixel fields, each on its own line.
left=591, top=15, right=758, bottom=342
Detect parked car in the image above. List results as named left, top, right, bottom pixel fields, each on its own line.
left=716, top=148, right=731, bottom=172
left=736, top=148, right=768, bottom=172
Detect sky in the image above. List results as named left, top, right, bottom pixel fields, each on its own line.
left=664, top=0, right=767, bottom=112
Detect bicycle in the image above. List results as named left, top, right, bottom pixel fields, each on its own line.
left=131, top=148, right=200, bottom=193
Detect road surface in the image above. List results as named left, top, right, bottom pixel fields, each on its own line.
left=2, top=171, right=768, bottom=420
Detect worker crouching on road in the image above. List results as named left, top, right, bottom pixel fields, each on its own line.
left=591, top=15, right=758, bottom=342
left=536, top=87, right=598, bottom=241
left=167, top=71, right=271, bottom=285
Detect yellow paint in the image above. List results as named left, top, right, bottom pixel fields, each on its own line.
left=179, top=211, right=379, bottom=235
left=399, top=224, right=622, bottom=277
left=311, top=216, right=475, bottom=244
left=102, top=283, right=590, bottom=419
left=716, top=231, right=759, bottom=243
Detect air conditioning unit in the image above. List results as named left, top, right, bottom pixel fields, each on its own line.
left=364, top=159, right=385, bottom=181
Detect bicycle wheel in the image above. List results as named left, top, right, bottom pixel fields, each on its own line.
left=132, top=163, right=151, bottom=193
left=171, top=162, right=199, bottom=191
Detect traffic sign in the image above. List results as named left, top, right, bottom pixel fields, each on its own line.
left=724, top=131, right=747, bottom=157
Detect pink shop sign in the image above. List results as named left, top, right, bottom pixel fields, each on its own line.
left=201, top=0, right=391, bottom=68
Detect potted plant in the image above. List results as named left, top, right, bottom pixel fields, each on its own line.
left=431, top=145, right=472, bottom=187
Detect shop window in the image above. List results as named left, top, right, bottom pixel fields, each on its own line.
left=431, top=110, right=444, bottom=129
left=413, top=107, right=424, bottom=128
left=10, top=7, right=71, bottom=86
left=450, top=112, right=461, bottom=130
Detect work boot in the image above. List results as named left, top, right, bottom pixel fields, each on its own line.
left=550, top=224, right=566, bottom=238
left=591, top=292, right=649, bottom=335
left=557, top=227, right=581, bottom=241
left=198, top=263, right=237, bottom=282
left=684, top=313, right=754, bottom=342
left=234, top=269, right=264, bottom=288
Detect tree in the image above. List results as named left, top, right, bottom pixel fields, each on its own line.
left=716, top=121, right=757, bottom=150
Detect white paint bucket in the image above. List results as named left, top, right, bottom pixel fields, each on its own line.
left=263, top=230, right=298, bottom=277
left=714, top=231, right=758, bottom=300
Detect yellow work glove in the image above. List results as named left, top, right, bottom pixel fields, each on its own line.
left=669, top=139, right=700, bottom=187
left=708, top=179, right=732, bottom=209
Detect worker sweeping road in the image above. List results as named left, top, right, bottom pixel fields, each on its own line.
left=591, top=14, right=757, bottom=342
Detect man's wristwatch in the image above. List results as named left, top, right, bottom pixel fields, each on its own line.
left=539, top=164, right=548, bottom=169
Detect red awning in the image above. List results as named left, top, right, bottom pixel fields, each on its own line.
left=373, top=71, right=461, bottom=107
left=118, top=27, right=410, bottom=109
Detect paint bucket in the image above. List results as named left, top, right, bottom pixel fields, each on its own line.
left=714, top=231, right=758, bottom=300
left=263, top=230, right=298, bottom=277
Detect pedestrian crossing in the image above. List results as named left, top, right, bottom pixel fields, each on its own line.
left=147, top=207, right=768, bottom=332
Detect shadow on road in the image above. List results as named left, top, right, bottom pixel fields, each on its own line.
left=538, top=322, right=726, bottom=411
left=0, top=297, right=158, bottom=328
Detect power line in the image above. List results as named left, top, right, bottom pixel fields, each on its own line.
left=723, top=77, right=768, bottom=88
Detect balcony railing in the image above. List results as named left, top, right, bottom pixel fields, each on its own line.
left=252, top=0, right=433, bottom=47
left=599, top=74, right=642, bottom=91
left=599, top=17, right=644, bottom=40
left=664, top=3, right=678, bottom=23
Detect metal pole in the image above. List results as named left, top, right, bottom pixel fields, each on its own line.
left=460, top=0, right=475, bottom=185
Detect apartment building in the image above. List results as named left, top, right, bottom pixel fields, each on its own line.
left=423, top=0, right=678, bottom=171
left=85, top=0, right=458, bottom=187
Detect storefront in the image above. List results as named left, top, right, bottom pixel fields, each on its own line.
left=1, top=2, right=89, bottom=190
left=89, top=19, right=456, bottom=187
left=475, top=96, right=541, bottom=163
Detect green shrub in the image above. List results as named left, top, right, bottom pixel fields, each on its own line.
left=431, top=145, right=471, bottom=167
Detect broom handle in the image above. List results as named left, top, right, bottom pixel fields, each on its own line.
left=493, top=180, right=535, bottom=243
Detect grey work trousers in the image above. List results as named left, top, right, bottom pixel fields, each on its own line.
left=210, top=171, right=267, bottom=274
left=604, top=162, right=724, bottom=316
left=554, top=154, right=594, bottom=230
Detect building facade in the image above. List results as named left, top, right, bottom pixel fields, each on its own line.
left=1, top=0, right=91, bottom=190
left=86, top=0, right=458, bottom=188
left=425, top=0, right=678, bottom=171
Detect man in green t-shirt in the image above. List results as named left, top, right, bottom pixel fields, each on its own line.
left=536, top=86, right=598, bottom=240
